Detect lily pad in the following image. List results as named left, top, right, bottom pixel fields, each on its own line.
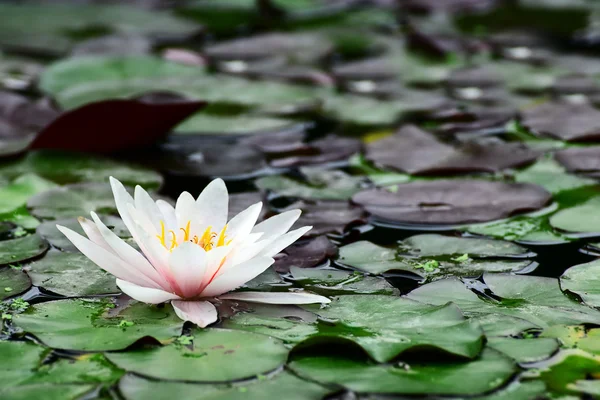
left=555, top=146, right=600, bottom=177
left=106, top=328, right=289, bottom=382
left=520, top=100, right=600, bottom=142
left=289, top=267, right=398, bottom=296
left=0, top=150, right=162, bottom=188
left=283, top=200, right=366, bottom=237
left=118, top=371, right=332, bottom=400
left=352, top=180, right=552, bottom=226
left=0, top=267, right=31, bottom=300
left=487, top=337, right=559, bottom=363
left=269, top=135, right=362, bottom=168
left=13, top=298, right=183, bottom=351
left=28, top=183, right=119, bottom=220
left=0, top=234, right=48, bottom=265
left=537, top=350, right=600, bottom=395
left=25, top=249, right=119, bottom=297
left=0, top=4, right=199, bottom=56
left=289, top=348, right=516, bottom=395
left=514, top=157, right=597, bottom=194
left=0, top=174, right=57, bottom=216
left=175, top=113, right=299, bottom=136
left=273, top=236, right=338, bottom=273
left=549, top=197, right=600, bottom=234
left=560, top=259, right=600, bottom=308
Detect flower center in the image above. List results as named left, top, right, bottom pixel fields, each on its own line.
left=156, top=221, right=230, bottom=251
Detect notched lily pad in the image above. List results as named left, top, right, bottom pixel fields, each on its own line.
left=289, top=348, right=516, bottom=396
left=520, top=101, right=600, bottom=142
left=352, top=180, right=552, bottom=226
left=13, top=298, right=183, bottom=351
left=106, top=328, right=289, bottom=382
left=25, top=249, right=119, bottom=297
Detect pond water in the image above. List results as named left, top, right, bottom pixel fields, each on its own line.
left=2, top=1, right=600, bottom=399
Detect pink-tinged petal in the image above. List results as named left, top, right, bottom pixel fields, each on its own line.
left=225, top=202, right=262, bottom=242
left=172, top=300, right=217, bottom=328
left=200, top=246, right=233, bottom=289
left=126, top=201, right=156, bottom=236
left=90, top=212, right=167, bottom=290
left=259, top=226, right=312, bottom=258
left=252, top=209, right=301, bottom=240
left=109, top=177, right=137, bottom=234
left=156, top=200, right=177, bottom=232
left=168, top=242, right=207, bottom=298
left=117, top=279, right=180, bottom=304
left=57, top=225, right=161, bottom=288
left=196, top=178, right=228, bottom=232
left=220, top=291, right=331, bottom=304
left=77, top=216, right=114, bottom=254
left=201, top=257, right=274, bottom=297
left=134, top=185, right=164, bottom=233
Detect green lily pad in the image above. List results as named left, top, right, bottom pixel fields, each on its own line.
left=27, top=183, right=119, bottom=220
left=471, top=314, right=540, bottom=337
left=560, top=259, right=600, bottom=308
left=0, top=174, right=57, bottom=216
left=406, top=277, right=600, bottom=328
left=541, top=325, right=600, bottom=355
left=0, top=4, right=199, bottom=56
left=550, top=197, right=600, bottom=234
left=467, top=212, right=568, bottom=243
left=0, top=341, right=122, bottom=400
left=569, top=380, right=600, bottom=396
left=487, top=337, right=559, bottom=363
left=300, top=295, right=483, bottom=362
left=106, top=328, right=289, bottom=382
left=0, top=234, right=48, bottom=265
left=337, top=239, right=533, bottom=279
left=289, top=267, right=398, bottom=296
left=36, top=216, right=130, bottom=252
left=289, top=348, right=516, bottom=395
left=25, top=250, right=118, bottom=297
left=537, top=350, right=600, bottom=395
left=13, top=298, right=183, bottom=351
left=119, top=371, right=331, bottom=400
left=256, top=169, right=366, bottom=200
left=0, top=267, right=31, bottom=300
left=472, top=381, right=547, bottom=400
left=174, top=113, right=299, bottom=135
left=514, top=157, right=597, bottom=194
left=0, top=150, right=162, bottom=188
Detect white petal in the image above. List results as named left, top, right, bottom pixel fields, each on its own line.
left=77, top=217, right=114, bottom=254
left=90, top=212, right=166, bottom=290
left=252, top=209, right=301, bottom=240
left=117, top=279, right=180, bottom=304
left=175, top=191, right=201, bottom=241
left=196, top=178, right=228, bottom=232
left=109, top=177, right=137, bottom=235
left=57, top=225, right=161, bottom=288
left=168, top=242, right=207, bottom=298
left=200, top=245, right=233, bottom=288
left=156, top=200, right=177, bottom=232
left=225, top=202, right=262, bottom=242
left=172, top=300, right=217, bottom=328
left=201, top=257, right=274, bottom=297
left=134, top=185, right=163, bottom=233
left=220, top=291, right=330, bottom=304
left=259, top=226, right=312, bottom=258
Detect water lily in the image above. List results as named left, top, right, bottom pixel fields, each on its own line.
left=57, top=177, right=330, bottom=327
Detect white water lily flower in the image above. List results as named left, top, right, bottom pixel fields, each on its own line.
left=57, top=177, right=330, bottom=327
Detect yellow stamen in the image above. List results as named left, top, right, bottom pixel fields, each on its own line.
left=169, top=230, right=178, bottom=251
left=156, top=221, right=166, bottom=247
left=217, top=224, right=228, bottom=247
left=180, top=221, right=191, bottom=241
left=199, top=226, right=213, bottom=250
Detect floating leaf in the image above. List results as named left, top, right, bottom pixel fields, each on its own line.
left=560, top=259, right=600, bottom=308
left=0, top=234, right=48, bottom=266
left=0, top=267, right=31, bottom=300
left=487, top=337, right=559, bottom=363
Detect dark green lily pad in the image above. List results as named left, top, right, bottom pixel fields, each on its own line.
left=289, top=348, right=516, bottom=395
left=569, top=380, right=600, bottom=396
left=257, top=168, right=366, bottom=201
left=0, top=150, right=162, bottom=188
left=289, top=267, right=398, bottom=296
left=560, top=259, right=600, bottom=308
left=36, top=215, right=130, bottom=252
left=541, top=325, right=600, bottom=355
left=487, top=337, right=559, bottom=363
left=537, top=350, right=600, bottom=395
left=0, top=267, right=31, bottom=300
left=13, top=298, right=183, bottom=351
left=25, top=250, right=119, bottom=297
left=0, top=234, right=48, bottom=265
left=300, top=295, right=483, bottom=362
left=106, top=328, right=289, bottom=382
left=118, top=371, right=332, bottom=400
left=471, top=381, right=547, bottom=400
left=406, top=277, right=600, bottom=328
left=27, top=183, right=118, bottom=220
left=0, top=341, right=122, bottom=400
left=337, top=237, right=533, bottom=279
left=0, top=4, right=199, bottom=56
left=352, top=180, right=552, bottom=225
left=549, top=197, right=600, bottom=234
left=175, top=113, right=299, bottom=136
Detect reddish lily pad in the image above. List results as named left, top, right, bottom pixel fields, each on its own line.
left=31, top=96, right=206, bottom=153
left=284, top=200, right=367, bottom=237
left=269, top=135, right=362, bottom=168
left=554, top=147, right=600, bottom=176
left=273, top=235, right=338, bottom=273
left=520, top=101, right=600, bottom=142
left=352, top=180, right=552, bottom=225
